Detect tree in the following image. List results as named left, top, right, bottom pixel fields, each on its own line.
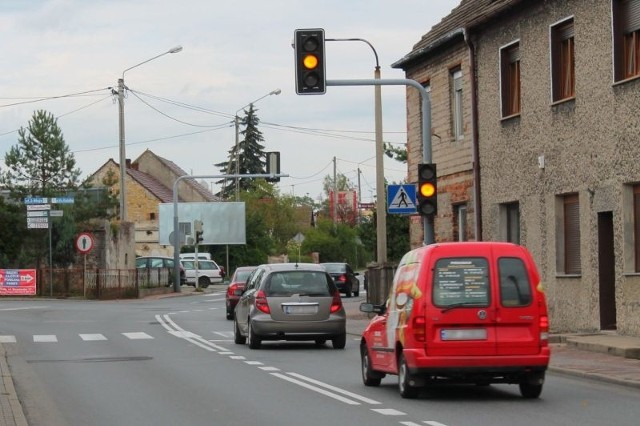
left=215, top=104, right=267, bottom=199
left=1, top=110, right=81, bottom=198
left=384, top=142, right=407, bottom=163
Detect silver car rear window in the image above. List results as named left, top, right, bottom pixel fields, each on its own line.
left=265, top=271, right=331, bottom=296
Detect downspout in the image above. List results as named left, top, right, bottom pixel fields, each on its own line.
left=464, top=27, right=483, bottom=241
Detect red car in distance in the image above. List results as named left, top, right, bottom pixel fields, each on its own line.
left=226, top=266, right=257, bottom=320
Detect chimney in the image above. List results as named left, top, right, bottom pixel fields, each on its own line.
left=125, top=159, right=131, bottom=169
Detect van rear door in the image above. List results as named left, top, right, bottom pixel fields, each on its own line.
left=494, top=246, right=543, bottom=356
left=426, top=255, right=497, bottom=356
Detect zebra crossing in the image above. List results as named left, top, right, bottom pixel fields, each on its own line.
left=0, top=330, right=234, bottom=344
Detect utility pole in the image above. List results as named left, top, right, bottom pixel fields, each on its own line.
left=333, top=156, right=337, bottom=226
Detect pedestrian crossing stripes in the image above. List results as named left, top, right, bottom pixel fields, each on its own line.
left=0, top=330, right=230, bottom=343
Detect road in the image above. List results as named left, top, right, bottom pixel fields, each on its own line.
left=1, top=290, right=639, bottom=426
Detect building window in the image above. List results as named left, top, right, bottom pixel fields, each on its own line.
left=500, top=41, right=521, bottom=117
left=453, top=204, right=467, bottom=241
left=551, top=18, right=575, bottom=101
left=634, top=185, right=640, bottom=271
left=563, top=194, right=581, bottom=274
left=149, top=212, right=156, bottom=220
left=613, top=0, right=640, bottom=81
left=451, top=68, right=463, bottom=139
left=506, top=202, right=521, bottom=244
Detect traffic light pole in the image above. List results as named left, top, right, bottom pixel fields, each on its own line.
left=171, top=172, right=288, bottom=292
left=326, top=78, right=434, bottom=245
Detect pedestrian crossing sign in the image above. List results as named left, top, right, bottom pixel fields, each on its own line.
left=387, top=184, right=417, bottom=214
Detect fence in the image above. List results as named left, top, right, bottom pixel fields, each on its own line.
left=35, top=267, right=174, bottom=300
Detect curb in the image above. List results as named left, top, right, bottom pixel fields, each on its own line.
left=0, top=344, right=28, bottom=426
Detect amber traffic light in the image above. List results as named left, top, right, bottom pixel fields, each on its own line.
left=294, top=28, right=326, bottom=94
left=417, top=163, right=437, bottom=216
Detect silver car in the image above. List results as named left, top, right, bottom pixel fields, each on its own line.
left=233, top=263, right=346, bottom=349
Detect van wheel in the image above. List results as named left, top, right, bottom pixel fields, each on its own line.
left=198, top=276, right=210, bottom=288
left=248, top=321, right=261, bottom=349
left=233, top=318, right=246, bottom=345
left=398, top=353, right=419, bottom=399
left=361, top=344, right=383, bottom=386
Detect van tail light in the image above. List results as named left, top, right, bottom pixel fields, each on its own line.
left=412, top=316, right=426, bottom=342
left=539, top=315, right=549, bottom=344
left=330, top=291, right=343, bottom=313
left=254, top=290, right=270, bottom=314
left=338, top=274, right=347, bottom=282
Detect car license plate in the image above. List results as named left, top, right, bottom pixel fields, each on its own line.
left=440, top=329, right=487, bottom=341
left=283, top=304, right=317, bottom=315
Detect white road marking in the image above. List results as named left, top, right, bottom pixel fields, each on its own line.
left=271, top=372, right=361, bottom=405
left=259, top=366, right=280, bottom=371
left=0, top=306, right=49, bottom=311
left=34, top=335, right=58, bottom=342
left=122, top=332, right=153, bottom=340
left=245, top=361, right=263, bottom=365
left=286, top=372, right=381, bottom=405
left=168, top=331, right=200, bottom=338
left=229, top=355, right=246, bottom=360
left=424, top=422, right=449, bottom=426
left=0, top=335, right=16, bottom=343
left=371, top=408, right=406, bottom=416
left=213, top=331, right=232, bottom=338
left=79, top=334, right=107, bottom=341
left=400, top=423, right=422, bottom=426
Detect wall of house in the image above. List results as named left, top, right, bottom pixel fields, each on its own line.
left=404, top=42, right=476, bottom=247
left=474, top=0, right=640, bottom=334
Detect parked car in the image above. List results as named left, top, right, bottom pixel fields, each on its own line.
left=181, top=259, right=224, bottom=288
left=226, top=266, right=258, bottom=320
left=359, top=242, right=550, bottom=399
left=233, top=263, right=346, bottom=349
left=180, top=252, right=211, bottom=261
left=135, top=256, right=186, bottom=286
left=321, top=262, right=360, bottom=297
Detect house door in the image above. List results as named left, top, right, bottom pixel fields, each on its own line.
left=597, top=212, right=616, bottom=330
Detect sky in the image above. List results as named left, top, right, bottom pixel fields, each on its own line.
left=0, top=0, right=460, bottom=204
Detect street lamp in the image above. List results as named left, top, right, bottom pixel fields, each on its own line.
left=232, top=88, right=281, bottom=200
left=326, top=38, right=387, bottom=263
left=117, top=45, right=183, bottom=222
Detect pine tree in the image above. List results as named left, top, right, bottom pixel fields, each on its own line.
left=1, top=109, right=81, bottom=198
left=215, top=104, right=267, bottom=199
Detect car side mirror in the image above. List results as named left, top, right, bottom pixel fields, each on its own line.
left=360, top=302, right=386, bottom=315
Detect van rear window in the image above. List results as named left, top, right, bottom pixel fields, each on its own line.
left=498, top=257, right=532, bottom=306
left=433, top=258, right=489, bottom=307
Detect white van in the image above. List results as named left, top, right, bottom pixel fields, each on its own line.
left=179, top=253, right=211, bottom=261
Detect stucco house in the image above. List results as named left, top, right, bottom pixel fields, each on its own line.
left=394, top=0, right=640, bottom=335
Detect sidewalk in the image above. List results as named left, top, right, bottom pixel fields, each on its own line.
left=2, top=289, right=640, bottom=426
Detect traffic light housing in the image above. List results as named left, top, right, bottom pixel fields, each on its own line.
left=265, top=151, right=280, bottom=182
left=195, top=230, right=203, bottom=245
left=417, top=163, right=437, bottom=216
left=294, top=28, right=326, bottom=94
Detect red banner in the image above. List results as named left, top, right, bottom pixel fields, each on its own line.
left=0, top=269, right=37, bottom=296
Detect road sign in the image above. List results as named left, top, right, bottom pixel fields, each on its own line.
left=50, top=210, right=64, bottom=217
left=387, top=184, right=418, bottom=214
left=24, top=197, right=48, bottom=205
left=51, top=197, right=74, bottom=204
left=27, top=222, right=49, bottom=229
left=27, top=217, right=49, bottom=224
left=0, top=269, right=37, bottom=296
left=27, top=210, right=48, bottom=217
left=26, top=204, right=51, bottom=211
left=75, top=232, right=95, bottom=254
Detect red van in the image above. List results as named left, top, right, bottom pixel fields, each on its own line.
left=359, top=242, right=550, bottom=399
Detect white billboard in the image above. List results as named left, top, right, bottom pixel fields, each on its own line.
left=158, top=202, right=246, bottom=245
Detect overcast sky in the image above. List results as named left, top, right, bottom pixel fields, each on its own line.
left=0, top=0, right=459, bottom=203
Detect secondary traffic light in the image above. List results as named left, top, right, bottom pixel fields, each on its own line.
left=294, top=28, right=326, bottom=94
left=195, top=230, right=203, bottom=245
left=417, top=163, right=437, bottom=216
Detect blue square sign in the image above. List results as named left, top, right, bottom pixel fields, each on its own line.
left=387, top=184, right=417, bottom=214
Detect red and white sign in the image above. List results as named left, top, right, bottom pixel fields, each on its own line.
left=75, top=232, right=95, bottom=254
left=0, top=269, right=37, bottom=296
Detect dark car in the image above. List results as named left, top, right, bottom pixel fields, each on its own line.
left=321, top=262, right=360, bottom=297
left=233, top=263, right=346, bottom=349
left=226, top=266, right=257, bottom=320
left=135, top=256, right=186, bottom=286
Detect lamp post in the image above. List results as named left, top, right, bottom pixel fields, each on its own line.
left=326, top=38, right=386, bottom=263
left=232, top=88, right=281, bottom=200
left=117, top=45, right=183, bottom=221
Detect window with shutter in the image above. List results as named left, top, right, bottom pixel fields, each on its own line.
left=634, top=186, right=640, bottom=271
left=451, top=68, right=464, bottom=139
left=551, top=18, right=575, bottom=102
left=500, top=41, right=521, bottom=117
left=564, top=194, right=581, bottom=274
left=613, top=0, right=640, bottom=81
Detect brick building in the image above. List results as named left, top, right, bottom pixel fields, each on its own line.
left=393, top=0, right=640, bottom=335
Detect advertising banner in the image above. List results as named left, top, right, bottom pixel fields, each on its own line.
left=0, top=269, right=37, bottom=296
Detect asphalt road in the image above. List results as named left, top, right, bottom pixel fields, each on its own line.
left=1, top=290, right=639, bottom=426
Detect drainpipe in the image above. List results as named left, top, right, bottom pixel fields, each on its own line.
left=464, top=27, right=483, bottom=241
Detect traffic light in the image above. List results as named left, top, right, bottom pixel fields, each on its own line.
left=417, top=163, right=437, bottom=216
left=195, top=230, right=203, bottom=245
left=194, top=220, right=203, bottom=245
left=265, top=151, right=280, bottom=182
left=294, top=28, right=326, bottom=94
